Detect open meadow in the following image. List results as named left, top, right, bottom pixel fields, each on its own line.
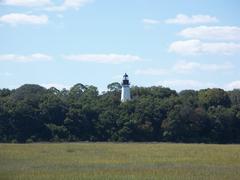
left=0, top=143, right=240, bottom=180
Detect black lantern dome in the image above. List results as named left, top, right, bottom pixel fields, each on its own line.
left=122, top=73, right=130, bottom=85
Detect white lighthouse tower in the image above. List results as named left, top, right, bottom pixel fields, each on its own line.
left=121, top=73, right=131, bottom=102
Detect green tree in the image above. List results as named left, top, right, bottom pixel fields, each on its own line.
left=208, top=106, right=236, bottom=143
left=107, top=82, right=121, bottom=92
left=228, top=89, right=240, bottom=106
left=198, top=88, right=231, bottom=109
left=39, top=93, right=67, bottom=125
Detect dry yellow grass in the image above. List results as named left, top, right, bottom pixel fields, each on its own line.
left=0, top=143, right=240, bottom=180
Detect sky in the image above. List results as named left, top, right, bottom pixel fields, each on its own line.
left=0, top=0, right=240, bottom=92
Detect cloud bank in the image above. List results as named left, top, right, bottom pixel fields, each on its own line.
left=169, top=40, right=240, bottom=55
left=2, top=0, right=52, bottom=7
left=0, top=13, right=48, bottom=25
left=135, top=61, right=233, bottom=75
left=165, top=14, right=218, bottom=25
left=64, top=54, right=142, bottom=64
left=2, top=0, right=93, bottom=11
left=180, top=26, right=240, bottom=41
left=142, top=18, right=160, bottom=25
left=0, top=53, right=52, bottom=62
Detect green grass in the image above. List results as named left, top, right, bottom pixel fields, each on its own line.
left=1, top=143, right=240, bottom=180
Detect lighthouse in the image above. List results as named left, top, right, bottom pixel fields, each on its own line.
left=121, top=73, right=131, bottom=102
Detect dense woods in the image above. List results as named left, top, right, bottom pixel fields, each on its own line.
left=0, top=83, right=240, bottom=143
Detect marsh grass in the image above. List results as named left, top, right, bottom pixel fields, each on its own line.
left=0, top=143, right=240, bottom=179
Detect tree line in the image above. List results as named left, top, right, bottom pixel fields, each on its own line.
left=0, top=83, right=240, bottom=143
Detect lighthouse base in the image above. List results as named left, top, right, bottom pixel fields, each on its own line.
left=121, top=86, right=131, bottom=102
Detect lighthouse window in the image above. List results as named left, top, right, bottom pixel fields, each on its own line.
left=123, top=80, right=129, bottom=85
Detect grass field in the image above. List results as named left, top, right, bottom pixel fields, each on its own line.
left=0, top=143, right=240, bottom=180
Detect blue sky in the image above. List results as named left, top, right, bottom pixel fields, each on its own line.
left=0, top=0, right=240, bottom=92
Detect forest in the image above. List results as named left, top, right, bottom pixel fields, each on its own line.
left=0, top=83, right=240, bottom=143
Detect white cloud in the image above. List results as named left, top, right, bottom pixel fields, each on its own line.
left=41, top=83, right=71, bottom=90
left=225, top=81, right=240, bottom=90
left=180, top=26, right=240, bottom=41
left=1, top=0, right=92, bottom=11
left=169, top=39, right=240, bottom=55
left=165, top=14, right=218, bottom=25
left=173, top=61, right=234, bottom=73
left=142, top=18, right=160, bottom=25
left=45, top=0, right=93, bottom=12
left=135, top=61, right=233, bottom=76
left=64, top=54, right=142, bottom=64
left=158, top=79, right=216, bottom=91
left=0, top=13, right=48, bottom=25
left=153, top=79, right=240, bottom=91
left=0, top=53, right=52, bottom=62
left=135, top=68, right=167, bottom=75
left=2, top=0, right=52, bottom=7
